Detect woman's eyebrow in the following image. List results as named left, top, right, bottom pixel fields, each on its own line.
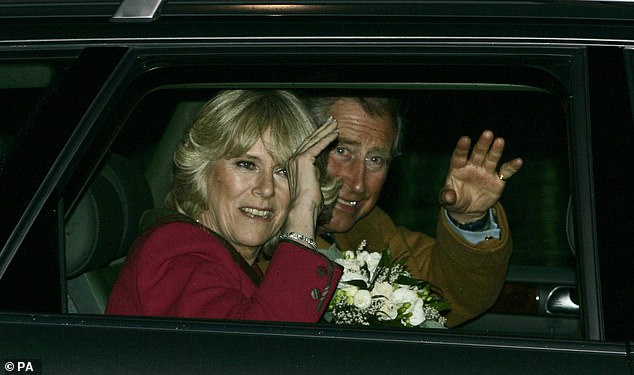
left=231, top=151, right=260, bottom=160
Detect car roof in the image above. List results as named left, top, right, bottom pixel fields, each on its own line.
left=4, top=0, right=634, bottom=48
left=2, top=0, right=634, bottom=20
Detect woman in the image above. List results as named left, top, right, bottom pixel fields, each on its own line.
left=106, top=90, right=342, bottom=322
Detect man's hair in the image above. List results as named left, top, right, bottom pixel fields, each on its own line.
left=166, top=89, right=339, bottom=221
left=306, top=96, right=404, bottom=157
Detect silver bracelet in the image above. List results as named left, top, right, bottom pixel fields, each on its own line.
left=279, top=232, right=317, bottom=249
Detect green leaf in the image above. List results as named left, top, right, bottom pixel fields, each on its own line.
left=380, top=248, right=394, bottom=268
left=343, top=279, right=369, bottom=289
left=395, top=275, right=419, bottom=285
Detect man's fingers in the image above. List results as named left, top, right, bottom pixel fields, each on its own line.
left=449, top=136, right=471, bottom=169
left=482, top=137, right=505, bottom=172
left=497, top=157, right=524, bottom=181
left=469, top=130, right=494, bottom=166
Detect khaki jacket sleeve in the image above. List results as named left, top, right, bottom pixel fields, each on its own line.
left=324, top=204, right=512, bottom=327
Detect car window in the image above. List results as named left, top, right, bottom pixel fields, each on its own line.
left=58, top=52, right=581, bottom=340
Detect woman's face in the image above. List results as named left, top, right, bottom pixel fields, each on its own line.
left=201, top=134, right=290, bottom=263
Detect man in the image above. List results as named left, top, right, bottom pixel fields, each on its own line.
left=307, top=96, right=523, bottom=327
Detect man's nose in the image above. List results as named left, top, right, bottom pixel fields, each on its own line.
left=343, top=157, right=366, bottom=194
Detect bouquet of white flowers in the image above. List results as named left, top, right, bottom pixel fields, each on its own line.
left=322, top=240, right=449, bottom=328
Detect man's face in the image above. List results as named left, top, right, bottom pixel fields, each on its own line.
left=323, top=99, right=395, bottom=233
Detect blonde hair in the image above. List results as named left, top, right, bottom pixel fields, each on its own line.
left=167, top=89, right=338, bottom=223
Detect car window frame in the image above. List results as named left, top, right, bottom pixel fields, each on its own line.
left=65, top=43, right=599, bottom=332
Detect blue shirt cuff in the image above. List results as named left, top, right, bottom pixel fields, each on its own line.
left=445, top=208, right=501, bottom=245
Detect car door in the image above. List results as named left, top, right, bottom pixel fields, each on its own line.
left=0, top=47, right=132, bottom=313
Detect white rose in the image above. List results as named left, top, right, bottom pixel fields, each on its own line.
left=405, top=298, right=426, bottom=326
left=365, top=252, right=382, bottom=274
left=353, top=289, right=372, bottom=309
left=378, top=301, right=398, bottom=320
left=371, top=282, right=393, bottom=299
left=392, top=287, right=418, bottom=304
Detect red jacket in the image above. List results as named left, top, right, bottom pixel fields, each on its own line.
left=106, top=220, right=342, bottom=322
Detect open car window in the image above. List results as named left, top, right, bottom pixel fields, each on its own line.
left=56, top=47, right=582, bottom=340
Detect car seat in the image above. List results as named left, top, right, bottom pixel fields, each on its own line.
left=65, top=153, right=153, bottom=314
left=64, top=101, right=204, bottom=314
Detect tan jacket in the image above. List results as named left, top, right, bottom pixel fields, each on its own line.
left=317, top=204, right=512, bottom=327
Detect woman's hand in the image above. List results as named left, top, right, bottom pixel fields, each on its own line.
left=283, top=117, right=339, bottom=240
left=439, top=130, right=523, bottom=224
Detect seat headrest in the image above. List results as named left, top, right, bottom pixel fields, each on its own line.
left=144, top=101, right=204, bottom=208
left=65, top=153, right=153, bottom=278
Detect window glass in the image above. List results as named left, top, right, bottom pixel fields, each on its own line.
left=0, top=63, right=54, bottom=158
